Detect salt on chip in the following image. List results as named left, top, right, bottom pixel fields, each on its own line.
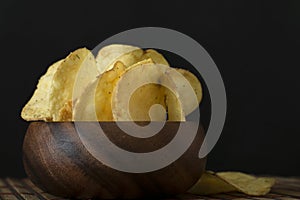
left=21, top=59, right=63, bottom=121
left=49, top=48, right=99, bottom=121
left=96, top=44, right=140, bottom=74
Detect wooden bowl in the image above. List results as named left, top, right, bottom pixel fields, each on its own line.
left=23, top=122, right=206, bottom=199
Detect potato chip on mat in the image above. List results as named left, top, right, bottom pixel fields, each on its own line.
left=189, top=171, right=276, bottom=196
left=216, top=171, right=276, bottom=196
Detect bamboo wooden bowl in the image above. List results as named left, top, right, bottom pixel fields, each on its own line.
left=23, top=122, right=206, bottom=199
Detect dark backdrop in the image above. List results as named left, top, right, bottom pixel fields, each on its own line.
left=0, top=0, right=299, bottom=178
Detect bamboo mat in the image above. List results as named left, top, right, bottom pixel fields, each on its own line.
left=0, top=176, right=299, bottom=200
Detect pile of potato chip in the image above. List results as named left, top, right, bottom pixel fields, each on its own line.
left=21, top=44, right=276, bottom=197
left=21, top=44, right=202, bottom=122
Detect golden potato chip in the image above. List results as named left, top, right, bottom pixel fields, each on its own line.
left=102, top=48, right=170, bottom=73
left=126, top=58, right=155, bottom=70
left=142, top=49, right=169, bottom=66
left=112, top=62, right=185, bottom=121
left=74, top=58, right=165, bottom=121
left=164, top=88, right=186, bottom=121
left=161, top=68, right=199, bottom=117
left=88, top=47, right=171, bottom=121
left=21, top=59, right=63, bottom=121
left=96, top=44, right=140, bottom=74
left=22, top=43, right=202, bottom=122
left=49, top=48, right=99, bottom=121
left=128, top=84, right=167, bottom=121
left=72, top=79, right=98, bottom=121
left=73, top=61, right=127, bottom=121
left=188, top=171, right=235, bottom=195
left=216, top=172, right=276, bottom=196
left=189, top=171, right=276, bottom=196
left=112, top=62, right=166, bottom=121
left=176, top=68, right=202, bottom=105
left=114, top=58, right=170, bottom=121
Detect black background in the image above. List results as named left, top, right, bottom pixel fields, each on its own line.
left=0, top=0, right=299, bottom=178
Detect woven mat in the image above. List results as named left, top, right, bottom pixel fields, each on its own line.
left=0, top=177, right=299, bottom=200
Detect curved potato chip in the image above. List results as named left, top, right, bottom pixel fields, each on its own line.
left=49, top=48, right=98, bottom=121
left=161, top=68, right=200, bottom=117
left=96, top=44, right=140, bottom=74
left=72, top=78, right=98, bottom=121
left=176, top=68, right=202, bottom=104
left=113, top=59, right=162, bottom=121
left=102, top=48, right=170, bottom=73
left=21, top=59, right=63, bottom=121
left=189, top=171, right=276, bottom=196
left=74, top=61, right=127, bottom=121
left=143, top=49, right=169, bottom=66
left=112, top=63, right=184, bottom=121
left=74, top=59, right=166, bottom=121
left=126, top=58, right=154, bottom=70
left=164, top=87, right=186, bottom=121
left=216, top=172, right=276, bottom=196
left=188, top=171, right=236, bottom=195
left=22, top=44, right=201, bottom=123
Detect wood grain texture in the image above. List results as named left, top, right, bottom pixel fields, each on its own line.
left=0, top=176, right=299, bottom=200
left=22, top=122, right=206, bottom=199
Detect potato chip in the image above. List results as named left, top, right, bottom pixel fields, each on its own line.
left=161, top=68, right=200, bottom=117
left=189, top=171, right=276, bottom=196
left=73, top=61, right=127, bottom=121
left=72, top=78, right=98, bottom=121
left=112, top=62, right=185, bottom=121
left=74, top=47, right=171, bottom=121
left=75, top=60, right=166, bottom=121
left=128, top=84, right=167, bottom=121
left=126, top=58, right=155, bottom=70
left=22, top=44, right=201, bottom=122
left=216, top=172, right=276, bottom=196
left=112, top=62, right=165, bottom=121
left=142, top=49, right=169, bottom=66
left=102, top=48, right=170, bottom=73
left=176, top=68, right=202, bottom=105
left=188, top=171, right=235, bottom=195
left=74, top=58, right=170, bottom=121
left=127, top=59, right=170, bottom=121
left=49, top=48, right=98, bottom=121
left=21, top=59, right=63, bottom=121
left=164, top=88, right=186, bottom=121
left=95, top=44, right=140, bottom=74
